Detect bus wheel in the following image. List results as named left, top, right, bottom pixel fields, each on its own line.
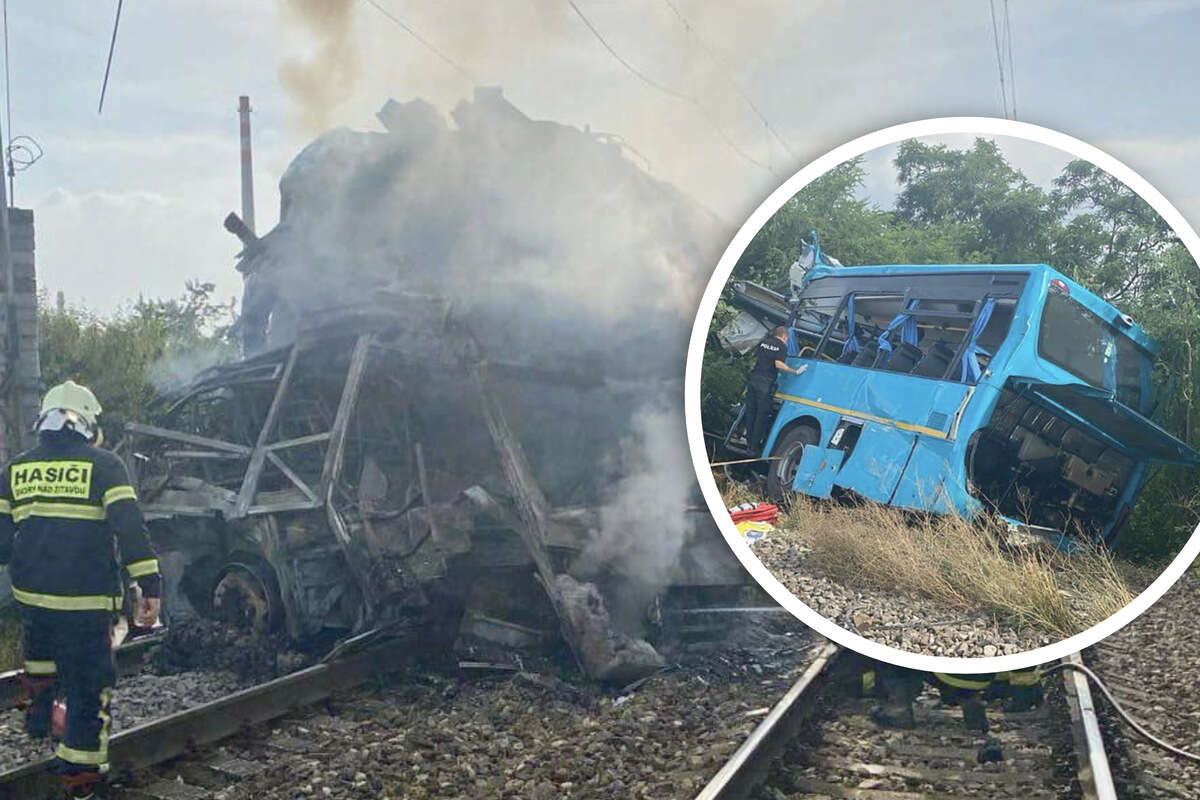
left=212, top=554, right=282, bottom=637
left=767, top=425, right=818, bottom=501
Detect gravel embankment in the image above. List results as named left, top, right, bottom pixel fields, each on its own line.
left=0, top=620, right=299, bottom=770
left=751, top=528, right=1054, bottom=657
left=1091, top=574, right=1200, bottom=798
left=0, top=668, right=252, bottom=769
left=140, top=623, right=819, bottom=799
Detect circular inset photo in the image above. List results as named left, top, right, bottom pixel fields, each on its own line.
left=686, top=118, right=1200, bottom=671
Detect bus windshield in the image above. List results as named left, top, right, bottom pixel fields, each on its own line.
left=1038, top=291, right=1152, bottom=409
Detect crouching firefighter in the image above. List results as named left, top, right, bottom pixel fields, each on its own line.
left=0, top=381, right=162, bottom=799
left=859, top=661, right=1043, bottom=763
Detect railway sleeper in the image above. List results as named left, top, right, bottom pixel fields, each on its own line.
left=125, top=757, right=266, bottom=799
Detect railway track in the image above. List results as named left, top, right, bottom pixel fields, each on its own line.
left=696, top=643, right=1118, bottom=800
left=1087, top=636, right=1199, bottom=798
left=0, top=636, right=411, bottom=800
left=0, top=630, right=166, bottom=709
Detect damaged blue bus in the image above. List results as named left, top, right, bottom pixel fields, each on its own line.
left=727, top=262, right=1200, bottom=546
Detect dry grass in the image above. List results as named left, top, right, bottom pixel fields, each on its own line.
left=717, top=473, right=1133, bottom=637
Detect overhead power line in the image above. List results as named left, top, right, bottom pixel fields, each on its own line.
left=98, top=0, right=123, bottom=114
left=660, top=0, right=797, bottom=160
left=565, top=0, right=778, bottom=176
left=360, top=0, right=478, bottom=85
left=1003, top=0, right=1017, bottom=119
left=988, top=0, right=1009, bottom=119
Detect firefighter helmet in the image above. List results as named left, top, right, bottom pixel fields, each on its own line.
left=37, top=380, right=102, bottom=437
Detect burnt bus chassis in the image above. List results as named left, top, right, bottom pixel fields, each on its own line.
left=119, top=296, right=595, bottom=666
left=119, top=294, right=749, bottom=675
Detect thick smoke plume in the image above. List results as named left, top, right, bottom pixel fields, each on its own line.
left=277, top=0, right=359, bottom=131
left=240, top=91, right=723, bottom=630
left=571, top=404, right=694, bottom=632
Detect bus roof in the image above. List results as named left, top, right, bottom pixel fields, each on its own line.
left=802, top=262, right=1156, bottom=354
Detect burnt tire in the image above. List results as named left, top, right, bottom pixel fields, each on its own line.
left=211, top=553, right=283, bottom=636
left=766, top=424, right=818, bottom=502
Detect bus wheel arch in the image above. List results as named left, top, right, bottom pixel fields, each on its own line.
left=766, top=417, right=821, bottom=501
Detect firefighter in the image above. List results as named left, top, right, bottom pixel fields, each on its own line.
left=742, top=325, right=805, bottom=451
left=862, top=662, right=1043, bottom=763
left=0, top=380, right=162, bottom=799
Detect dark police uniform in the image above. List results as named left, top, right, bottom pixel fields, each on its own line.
left=0, top=430, right=161, bottom=782
left=744, top=335, right=786, bottom=450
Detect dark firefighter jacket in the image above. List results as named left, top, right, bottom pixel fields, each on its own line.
left=0, top=432, right=161, bottom=611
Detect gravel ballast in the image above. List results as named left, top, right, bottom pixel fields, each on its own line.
left=750, top=526, right=1054, bottom=657
left=134, top=622, right=819, bottom=799
left=0, top=668, right=252, bottom=769
left=1091, top=573, right=1200, bottom=798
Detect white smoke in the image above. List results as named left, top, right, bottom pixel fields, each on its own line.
left=571, top=403, right=694, bottom=631
left=238, top=92, right=723, bottom=631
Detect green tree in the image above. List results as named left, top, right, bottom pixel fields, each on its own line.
left=38, top=281, right=236, bottom=440
left=893, top=138, right=1055, bottom=263
left=1049, top=159, right=1178, bottom=303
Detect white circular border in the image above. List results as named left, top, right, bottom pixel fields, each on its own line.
left=684, top=116, right=1200, bottom=673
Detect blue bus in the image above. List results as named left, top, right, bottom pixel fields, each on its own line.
left=731, top=263, right=1200, bottom=546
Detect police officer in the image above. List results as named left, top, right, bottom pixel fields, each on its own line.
left=0, top=381, right=161, bottom=799
left=743, top=325, right=805, bottom=451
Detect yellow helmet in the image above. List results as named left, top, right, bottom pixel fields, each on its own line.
left=39, top=380, right=102, bottom=430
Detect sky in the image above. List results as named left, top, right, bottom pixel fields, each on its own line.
left=8, top=0, right=1200, bottom=314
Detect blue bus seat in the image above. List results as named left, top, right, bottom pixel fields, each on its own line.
left=851, top=339, right=879, bottom=368
left=913, top=340, right=957, bottom=378
left=837, top=340, right=860, bottom=364
left=883, top=341, right=923, bottom=373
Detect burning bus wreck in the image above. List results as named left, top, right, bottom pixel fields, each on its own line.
left=116, top=89, right=751, bottom=683
left=717, top=245, right=1200, bottom=547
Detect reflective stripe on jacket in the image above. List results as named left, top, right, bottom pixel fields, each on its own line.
left=0, top=433, right=161, bottom=611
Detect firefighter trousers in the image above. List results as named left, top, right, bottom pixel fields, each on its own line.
left=18, top=605, right=115, bottom=775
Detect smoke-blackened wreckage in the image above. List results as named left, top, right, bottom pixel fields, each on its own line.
left=115, top=89, right=749, bottom=684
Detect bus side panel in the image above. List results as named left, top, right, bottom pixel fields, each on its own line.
left=889, top=437, right=976, bottom=517
left=762, top=398, right=838, bottom=456
left=832, top=421, right=916, bottom=502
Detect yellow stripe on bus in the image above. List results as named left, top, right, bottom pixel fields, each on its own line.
left=774, top=393, right=949, bottom=439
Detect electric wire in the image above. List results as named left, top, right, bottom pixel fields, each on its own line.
left=1003, top=0, right=1017, bottom=119
left=988, top=0, right=1010, bottom=119
left=359, top=0, right=477, bottom=84
left=98, top=0, right=123, bottom=113
left=0, top=0, right=38, bottom=193
left=1045, top=661, right=1200, bottom=763
left=659, top=0, right=797, bottom=160
left=565, top=0, right=777, bottom=176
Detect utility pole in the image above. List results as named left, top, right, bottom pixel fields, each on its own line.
left=238, top=95, right=256, bottom=235
left=0, top=112, right=17, bottom=460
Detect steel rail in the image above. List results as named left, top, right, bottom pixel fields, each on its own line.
left=693, top=641, right=841, bottom=800
left=1061, top=651, right=1118, bottom=800
left=0, top=637, right=412, bottom=799
left=0, top=630, right=165, bottom=709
